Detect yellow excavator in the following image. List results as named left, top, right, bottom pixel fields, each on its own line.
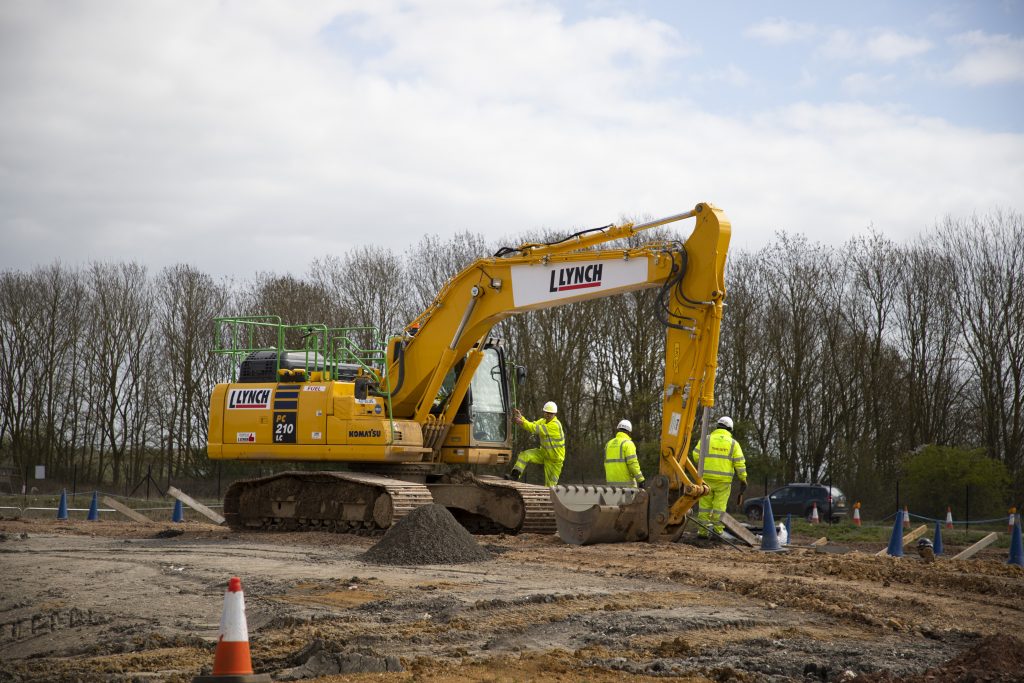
left=207, top=202, right=730, bottom=544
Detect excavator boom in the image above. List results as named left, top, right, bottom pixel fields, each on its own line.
left=549, top=203, right=731, bottom=543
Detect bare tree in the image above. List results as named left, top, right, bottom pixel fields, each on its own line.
left=938, top=211, right=1024, bottom=486
left=154, top=265, right=230, bottom=480
left=0, top=271, right=37, bottom=480
left=83, top=262, right=153, bottom=485
left=894, top=241, right=967, bottom=448
left=404, top=231, right=490, bottom=318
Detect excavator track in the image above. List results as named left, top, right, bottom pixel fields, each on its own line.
left=224, top=471, right=434, bottom=534
left=223, top=470, right=557, bottom=535
left=471, top=476, right=556, bottom=534
left=430, top=474, right=556, bottom=534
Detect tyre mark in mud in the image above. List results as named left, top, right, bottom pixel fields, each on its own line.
left=0, top=608, right=110, bottom=644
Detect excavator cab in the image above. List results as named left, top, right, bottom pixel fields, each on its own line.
left=433, top=339, right=516, bottom=465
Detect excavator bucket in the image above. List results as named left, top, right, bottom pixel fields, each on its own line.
left=551, top=476, right=676, bottom=545
left=551, top=485, right=648, bottom=545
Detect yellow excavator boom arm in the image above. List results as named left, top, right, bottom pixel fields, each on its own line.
left=387, top=203, right=730, bottom=498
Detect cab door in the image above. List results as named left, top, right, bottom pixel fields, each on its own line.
left=468, top=344, right=510, bottom=447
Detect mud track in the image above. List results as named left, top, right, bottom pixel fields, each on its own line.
left=0, top=519, right=1020, bottom=682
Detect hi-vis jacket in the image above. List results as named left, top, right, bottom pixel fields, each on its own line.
left=604, top=431, right=644, bottom=486
left=691, top=428, right=746, bottom=484
left=520, top=416, right=566, bottom=461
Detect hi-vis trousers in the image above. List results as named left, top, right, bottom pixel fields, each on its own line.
left=696, top=479, right=732, bottom=536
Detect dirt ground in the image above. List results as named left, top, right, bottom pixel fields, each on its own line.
left=0, top=517, right=1021, bottom=683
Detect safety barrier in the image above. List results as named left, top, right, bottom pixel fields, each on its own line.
left=0, top=496, right=221, bottom=519
left=10, top=505, right=215, bottom=514
left=880, top=510, right=1009, bottom=526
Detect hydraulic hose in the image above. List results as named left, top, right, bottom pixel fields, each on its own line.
left=656, top=247, right=698, bottom=331
left=371, top=340, right=405, bottom=398
left=493, top=224, right=614, bottom=258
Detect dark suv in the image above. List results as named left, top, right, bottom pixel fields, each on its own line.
left=743, top=483, right=848, bottom=523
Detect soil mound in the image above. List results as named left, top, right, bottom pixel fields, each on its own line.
left=932, top=634, right=1024, bottom=682
left=360, top=504, right=492, bottom=565
left=850, top=634, right=1024, bottom=683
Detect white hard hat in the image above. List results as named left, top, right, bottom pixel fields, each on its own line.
left=542, top=401, right=558, bottom=414
left=717, top=416, right=734, bottom=430
left=617, top=419, right=632, bottom=432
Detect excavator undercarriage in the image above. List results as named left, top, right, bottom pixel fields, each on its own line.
left=223, top=470, right=555, bottom=535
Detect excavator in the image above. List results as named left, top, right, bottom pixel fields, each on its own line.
left=206, top=202, right=730, bottom=544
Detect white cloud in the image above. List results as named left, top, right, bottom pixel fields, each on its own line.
left=744, top=18, right=816, bottom=45
left=349, top=2, right=692, bottom=107
left=926, top=8, right=961, bottom=29
left=796, top=68, right=817, bottom=89
left=865, top=31, right=932, bottom=62
left=0, top=1, right=1022, bottom=278
left=822, top=29, right=931, bottom=63
left=820, top=29, right=859, bottom=60
left=689, top=65, right=750, bottom=87
left=841, top=72, right=896, bottom=96
left=948, top=31, right=1024, bottom=85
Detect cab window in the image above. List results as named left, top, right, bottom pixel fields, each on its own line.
left=470, top=347, right=507, bottom=443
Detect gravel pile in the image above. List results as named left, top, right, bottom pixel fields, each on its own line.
left=361, top=504, right=492, bottom=565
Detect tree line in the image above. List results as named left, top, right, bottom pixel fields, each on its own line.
left=1, top=212, right=1020, bottom=512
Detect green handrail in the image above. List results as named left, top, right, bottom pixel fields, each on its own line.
left=213, top=318, right=395, bottom=438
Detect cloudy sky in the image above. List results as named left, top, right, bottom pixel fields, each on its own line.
left=1, top=0, right=1022, bottom=276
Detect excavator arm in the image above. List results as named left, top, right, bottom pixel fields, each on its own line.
left=379, top=203, right=730, bottom=542
left=388, top=203, right=727, bottom=418
left=537, top=204, right=731, bottom=543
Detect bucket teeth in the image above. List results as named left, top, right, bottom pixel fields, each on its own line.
left=550, top=486, right=649, bottom=545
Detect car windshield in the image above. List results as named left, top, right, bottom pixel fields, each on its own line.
left=829, top=487, right=845, bottom=500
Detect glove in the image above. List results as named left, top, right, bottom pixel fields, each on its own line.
left=736, top=481, right=747, bottom=507
left=636, top=479, right=646, bottom=490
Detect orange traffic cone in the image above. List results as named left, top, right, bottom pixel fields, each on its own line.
left=902, top=506, right=910, bottom=529
left=810, top=501, right=820, bottom=524
left=852, top=502, right=861, bottom=526
left=194, top=577, right=270, bottom=683
left=945, top=506, right=954, bottom=529
left=1010, top=507, right=1018, bottom=533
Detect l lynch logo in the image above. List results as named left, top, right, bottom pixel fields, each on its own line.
left=549, top=263, right=603, bottom=292
left=228, top=388, right=272, bottom=409
left=511, top=258, right=647, bottom=308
